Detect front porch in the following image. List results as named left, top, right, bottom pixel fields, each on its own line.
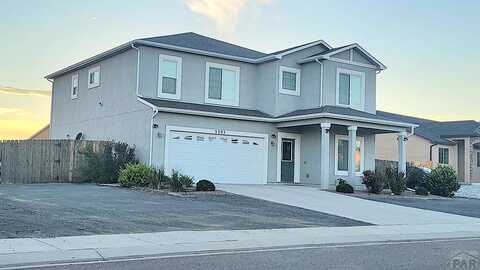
left=274, top=115, right=415, bottom=190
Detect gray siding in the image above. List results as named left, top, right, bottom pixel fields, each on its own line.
left=50, top=49, right=152, bottom=161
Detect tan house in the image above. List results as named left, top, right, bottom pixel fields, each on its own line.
left=29, top=124, right=50, bottom=140
left=375, top=112, right=480, bottom=184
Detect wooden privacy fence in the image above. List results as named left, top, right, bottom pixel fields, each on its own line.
left=0, top=140, right=109, bottom=184
left=375, top=159, right=398, bottom=173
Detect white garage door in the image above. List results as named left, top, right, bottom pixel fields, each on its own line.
left=166, top=128, right=267, bottom=184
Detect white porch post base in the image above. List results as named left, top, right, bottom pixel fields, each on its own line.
left=320, top=123, right=331, bottom=189
left=348, top=126, right=358, bottom=182
left=398, top=131, right=407, bottom=174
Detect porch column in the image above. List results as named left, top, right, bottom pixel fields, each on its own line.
left=348, top=126, right=358, bottom=178
left=398, top=131, right=407, bottom=174
left=320, top=123, right=331, bottom=189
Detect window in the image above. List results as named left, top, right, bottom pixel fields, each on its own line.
left=71, top=74, right=79, bottom=99
left=477, top=152, right=480, bottom=167
left=205, top=62, right=240, bottom=106
left=87, top=66, right=101, bottom=89
left=335, top=135, right=364, bottom=175
left=282, top=140, right=293, bottom=161
left=279, top=66, right=301, bottom=96
left=336, top=68, right=365, bottom=110
left=158, top=54, right=182, bottom=99
left=439, top=147, right=449, bottom=165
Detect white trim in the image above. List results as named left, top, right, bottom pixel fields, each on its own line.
left=204, top=62, right=240, bottom=107
left=157, top=54, right=182, bottom=100
left=279, top=66, right=301, bottom=96
left=136, top=97, right=418, bottom=128
left=164, top=125, right=268, bottom=184
left=70, top=74, right=79, bottom=99
left=276, top=132, right=301, bottom=183
left=335, top=135, right=364, bottom=176
left=336, top=68, right=366, bottom=111
left=322, top=43, right=386, bottom=70
left=274, top=40, right=332, bottom=58
left=87, top=66, right=101, bottom=89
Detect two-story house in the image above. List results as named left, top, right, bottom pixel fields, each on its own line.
left=46, top=32, right=415, bottom=189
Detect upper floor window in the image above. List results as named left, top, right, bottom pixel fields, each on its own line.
left=158, top=54, right=182, bottom=99
left=336, top=68, right=365, bottom=110
left=477, top=152, right=480, bottom=167
left=439, top=147, right=449, bottom=165
left=335, top=135, right=364, bottom=176
left=87, top=66, right=101, bottom=89
left=71, top=74, right=79, bottom=99
left=279, top=66, right=301, bottom=96
left=205, top=62, right=240, bottom=106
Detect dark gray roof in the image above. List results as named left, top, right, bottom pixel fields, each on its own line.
left=377, top=111, right=480, bottom=144
left=277, top=106, right=398, bottom=122
left=140, top=32, right=267, bottom=59
left=306, top=44, right=354, bottom=58
left=140, top=98, right=273, bottom=118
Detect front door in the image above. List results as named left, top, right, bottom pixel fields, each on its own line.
left=281, top=139, right=295, bottom=183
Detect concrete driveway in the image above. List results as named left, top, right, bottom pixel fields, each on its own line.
left=218, top=184, right=480, bottom=225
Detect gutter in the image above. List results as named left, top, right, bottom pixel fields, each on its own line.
left=149, top=109, right=159, bottom=166
left=131, top=43, right=142, bottom=97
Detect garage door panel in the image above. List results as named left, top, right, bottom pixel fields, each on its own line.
left=167, top=130, right=266, bottom=184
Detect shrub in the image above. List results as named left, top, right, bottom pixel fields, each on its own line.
left=179, top=174, right=194, bottom=188
left=196, top=179, right=216, bottom=191
left=150, top=167, right=170, bottom=189
left=78, top=142, right=136, bottom=184
left=169, top=170, right=184, bottom=192
left=406, top=163, right=427, bottom=189
left=385, top=168, right=407, bottom=195
left=362, top=170, right=385, bottom=194
left=415, top=185, right=429, bottom=196
left=118, top=163, right=154, bottom=188
left=425, top=166, right=460, bottom=197
left=336, top=179, right=354, bottom=193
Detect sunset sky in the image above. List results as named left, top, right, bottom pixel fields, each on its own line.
left=1, top=0, right=479, bottom=139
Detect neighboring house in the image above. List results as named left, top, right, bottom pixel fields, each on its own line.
left=46, top=32, right=415, bottom=189
left=375, top=111, right=480, bottom=184
left=29, top=124, right=50, bottom=140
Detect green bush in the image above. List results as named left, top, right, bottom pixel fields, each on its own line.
left=426, top=166, right=460, bottom=197
left=362, top=170, right=385, bottom=194
left=179, top=174, right=194, bottom=189
left=78, top=142, right=136, bottom=184
left=196, top=179, right=216, bottom=191
left=415, top=185, right=429, bottom=196
left=406, top=163, right=427, bottom=189
left=385, top=168, right=407, bottom=195
left=150, top=167, right=170, bottom=189
left=336, top=179, right=354, bottom=193
left=118, top=163, right=154, bottom=188
left=168, top=170, right=184, bottom=192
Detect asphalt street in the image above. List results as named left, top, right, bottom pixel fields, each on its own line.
left=18, top=238, right=480, bottom=270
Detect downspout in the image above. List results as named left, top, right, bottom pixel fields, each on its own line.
left=315, top=59, right=323, bottom=107
left=149, top=109, right=159, bottom=166
left=429, top=143, right=438, bottom=161
left=131, top=43, right=141, bottom=97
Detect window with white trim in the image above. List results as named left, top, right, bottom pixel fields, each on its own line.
left=158, top=54, right=182, bottom=99
left=439, top=147, right=449, bottom=165
left=71, top=74, right=79, bottom=99
left=205, top=62, right=240, bottom=106
left=279, top=66, right=301, bottom=96
left=335, top=135, right=364, bottom=175
left=336, top=68, right=365, bottom=110
left=87, top=66, right=101, bottom=89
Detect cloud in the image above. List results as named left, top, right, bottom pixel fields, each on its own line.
left=185, top=0, right=272, bottom=34
left=0, top=86, right=51, bottom=97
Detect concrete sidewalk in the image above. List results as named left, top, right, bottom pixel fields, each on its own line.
left=2, top=223, right=480, bottom=268
left=218, top=184, right=480, bottom=225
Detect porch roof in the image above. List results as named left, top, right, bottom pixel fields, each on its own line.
left=138, top=97, right=416, bottom=130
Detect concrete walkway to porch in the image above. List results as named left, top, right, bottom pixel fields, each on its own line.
left=218, top=184, right=480, bottom=225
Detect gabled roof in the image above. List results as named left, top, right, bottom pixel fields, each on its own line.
left=45, top=33, right=357, bottom=79
left=377, top=111, right=480, bottom=145
left=140, top=32, right=267, bottom=60
left=299, top=43, right=387, bottom=70
left=278, top=106, right=396, bottom=122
